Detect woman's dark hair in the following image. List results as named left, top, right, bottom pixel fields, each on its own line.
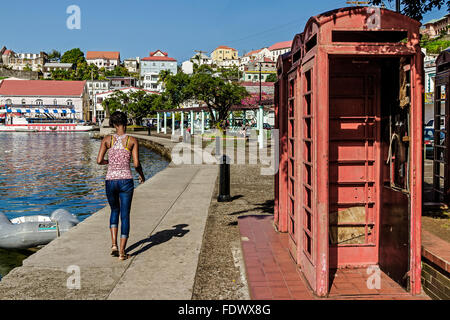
left=109, top=111, right=128, bottom=127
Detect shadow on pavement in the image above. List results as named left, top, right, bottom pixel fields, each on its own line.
left=126, top=224, right=190, bottom=256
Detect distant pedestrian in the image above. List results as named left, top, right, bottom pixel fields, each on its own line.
left=146, top=120, right=152, bottom=136
left=96, top=111, right=146, bottom=261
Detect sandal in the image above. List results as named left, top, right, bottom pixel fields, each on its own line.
left=119, top=252, right=129, bottom=261
left=111, top=245, right=119, bottom=257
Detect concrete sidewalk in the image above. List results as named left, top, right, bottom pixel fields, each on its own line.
left=0, top=135, right=218, bottom=300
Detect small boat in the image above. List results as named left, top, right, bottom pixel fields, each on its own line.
left=0, top=209, right=80, bottom=249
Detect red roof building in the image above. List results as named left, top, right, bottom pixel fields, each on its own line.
left=268, top=40, right=292, bottom=51
left=0, top=80, right=89, bottom=120
left=86, top=51, right=120, bottom=60
left=268, top=40, right=292, bottom=64
left=0, top=80, right=86, bottom=97
left=86, top=51, right=121, bottom=71
left=141, top=50, right=177, bottom=62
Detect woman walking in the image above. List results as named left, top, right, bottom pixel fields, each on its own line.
left=97, top=111, right=145, bottom=260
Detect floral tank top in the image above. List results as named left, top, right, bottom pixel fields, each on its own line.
left=105, top=134, right=133, bottom=180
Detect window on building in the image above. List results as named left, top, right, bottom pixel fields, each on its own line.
left=22, top=99, right=26, bottom=105
left=67, top=100, right=73, bottom=106
left=35, top=99, right=43, bottom=105
left=54, top=99, right=58, bottom=105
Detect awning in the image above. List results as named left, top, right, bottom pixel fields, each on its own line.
left=5, top=108, right=77, bottom=114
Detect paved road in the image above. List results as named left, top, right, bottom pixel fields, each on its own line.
left=0, top=135, right=218, bottom=300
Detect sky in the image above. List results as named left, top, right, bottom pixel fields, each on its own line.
left=1, top=0, right=448, bottom=63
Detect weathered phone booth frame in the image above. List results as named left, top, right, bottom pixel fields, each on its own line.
left=432, top=48, right=450, bottom=204
left=275, top=36, right=300, bottom=233
left=275, top=7, right=423, bottom=297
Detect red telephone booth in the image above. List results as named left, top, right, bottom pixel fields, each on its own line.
left=275, top=7, right=424, bottom=297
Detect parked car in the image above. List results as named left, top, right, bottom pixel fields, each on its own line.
left=425, top=118, right=444, bottom=130
left=424, top=127, right=445, bottom=159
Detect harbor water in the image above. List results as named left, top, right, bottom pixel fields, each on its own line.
left=0, top=132, right=169, bottom=277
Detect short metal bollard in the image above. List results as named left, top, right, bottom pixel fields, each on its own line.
left=218, top=155, right=231, bottom=202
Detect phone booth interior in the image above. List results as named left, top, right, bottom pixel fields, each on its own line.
left=432, top=49, right=450, bottom=204
left=285, top=7, right=423, bottom=297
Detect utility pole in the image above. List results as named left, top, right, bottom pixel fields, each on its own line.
left=258, top=61, right=262, bottom=104
left=396, top=0, right=400, bottom=13
left=91, top=69, right=97, bottom=124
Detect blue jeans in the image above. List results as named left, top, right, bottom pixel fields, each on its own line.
left=105, top=179, right=134, bottom=238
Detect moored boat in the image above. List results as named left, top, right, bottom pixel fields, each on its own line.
left=0, top=106, right=93, bottom=132
left=0, top=209, right=80, bottom=250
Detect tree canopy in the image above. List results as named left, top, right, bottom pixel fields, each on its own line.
left=158, top=65, right=249, bottom=131
left=266, top=73, right=277, bottom=82
left=61, top=48, right=85, bottom=65
left=370, top=0, right=449, bottom=21
left=102, top=90, right=159, bottom=125
left=51, top=48, right=132, bottom=81
left=47, top=50, right=61, bottom=61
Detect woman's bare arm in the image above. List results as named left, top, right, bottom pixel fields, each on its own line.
left=97, top=136, right=109, bottom=165
left=131, top=137, right=145, bottom=183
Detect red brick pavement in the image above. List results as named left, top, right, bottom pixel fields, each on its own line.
left=238, top=215, right=430, bottom=300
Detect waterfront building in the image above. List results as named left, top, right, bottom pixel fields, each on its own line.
left=140, top=50, right=177, bottom=92
left=86, top=51, right=121, bottom=71
left=421, top=14, right=450, bottom=38
left=268, top=40, right=292, bottom=63
left=0, top=79, right=89, bottom=120
left=42, top=62, right=74, bottom=79
left=87, top=80, right=111, bottom=123
left=211, top=45, right=238, bottom=65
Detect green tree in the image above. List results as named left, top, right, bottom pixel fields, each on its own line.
left=61, top=48, right=86, bottom=65
left=127, top=90, right=158, bottom=125
left=104, top=65, right=130, bottom=77
left=102, top=90, right=158, bottom=125
left=266, top=73, right=278, bottom=82
left=48, top=49, right=61, bottom=61
left=23, top=64, right=32, bottom=72
left=370, top=0, right=448, bottom=21
left=157, top=70, right=193, bottom=109
left=188, top=65, right=249, bottom=131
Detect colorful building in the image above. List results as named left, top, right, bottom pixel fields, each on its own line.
left=211, top=45, right=238, bottom=63
left=140, top=50, right=177, bottom=92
